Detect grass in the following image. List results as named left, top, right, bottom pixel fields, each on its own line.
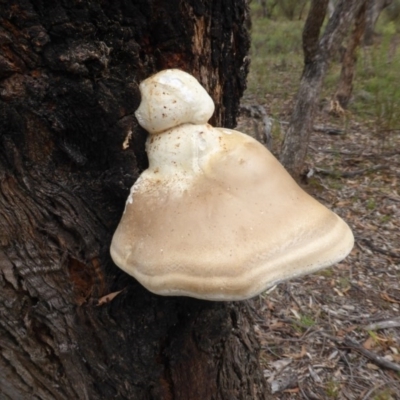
left=372, top=388, right=397, bottom=400
left=352, top=22, right=400, bottom=150
left=247, top=9, right=304, bottom=103
left=367, top=198, right=377, bottom=210
left=337, top=276, right=351, bottom=291
left=299, top=314, right=315, bottom=328
left=325, top=379, right=340, bottom=398
left=380, top=214, right=391, bottom=223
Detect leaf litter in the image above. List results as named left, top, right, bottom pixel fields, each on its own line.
left=238, top=100, right=400, bottom=399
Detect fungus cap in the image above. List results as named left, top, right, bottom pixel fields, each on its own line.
left=110, top=69, right=354, bottom=301
left=134, top=69, right=215, bottom=134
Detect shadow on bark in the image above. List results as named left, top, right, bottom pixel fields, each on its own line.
left=0, top=1, right=269, bottom=398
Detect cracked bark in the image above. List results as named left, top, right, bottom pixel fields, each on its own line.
left=0, top=1, right=268, bottom=399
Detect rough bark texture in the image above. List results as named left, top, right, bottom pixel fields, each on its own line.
left=0, top=1, right=269, bottom=399
left=280, top=0, right=366, bottom=178
left=335, top=2, right=367, bottom=108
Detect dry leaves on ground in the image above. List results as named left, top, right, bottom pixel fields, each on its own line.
left=239, top=103, right=400, bottom=400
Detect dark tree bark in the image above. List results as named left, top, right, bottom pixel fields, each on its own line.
left=335, top=2, right=367, bottom=108
left=280, top=0, right=366, bottom=178
left=302, top=0, right=330, bottom=64
left=0, top=1, right=268, bottom=399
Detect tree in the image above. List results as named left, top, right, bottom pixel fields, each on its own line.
left=278, top=0, right=308, bottom=21
left=334, top=0, right=393, bottom=108
left=280, top=0, right=366, bottom=177
left=0, top=1, right=269, bottom=399
left=364, top=0, right=393, bottom=45
left=334, top=1, right=368, bottom=108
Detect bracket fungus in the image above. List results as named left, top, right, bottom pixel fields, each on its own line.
left=110, top=69, right=354, bottom=301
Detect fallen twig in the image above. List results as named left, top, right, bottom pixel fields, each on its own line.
left=359, top=237, right=400, bottom=259
left=342, top=336, right=400, bottom=372
left=317, top=332, right=400, bottom=372
left=314, top=148, right=400, bottom=158
left=384, top=195, right=400, bottom=203
left=286, top=287, right=306, bottom=312
left=364, top=317, right=400, bottom=331
left=299, top=386, right=313, bottom=400
left=314, top=165, right=387, bottom=178
left=339, top=350, right=354, bottom=383
left=313, top=125, right=344, bottom=135
left=361, top=380, right=400, bottom=400
left=321, top=305, right=371, bottom=322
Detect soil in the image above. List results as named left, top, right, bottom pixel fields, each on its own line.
left=237, top=98, right=400, bottom=399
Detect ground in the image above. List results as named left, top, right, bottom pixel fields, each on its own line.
left=238, top=5, right=400, bottom=397
left=237, top=71, right=400, bottom=400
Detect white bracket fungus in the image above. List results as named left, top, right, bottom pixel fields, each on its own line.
left=110, top=69, right=354, bottom=301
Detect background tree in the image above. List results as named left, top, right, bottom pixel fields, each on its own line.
left=334, top=0, right=394, bottom=108
left=364, top=0, right=393, bottom=45
left=334, top=2, right=368, bottom=108
left=279, top=0, right=366, bottom=177
left=0, top=1, right=269, bottom=399
left=278, top=0, right=308, bottom=21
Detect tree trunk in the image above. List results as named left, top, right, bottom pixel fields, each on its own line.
left=279, top=0, right=366, bottom=178
left=0, top=1, right=268, bottom=399
left=334, top=2, right=367, bottom=108
left=260, top=0, right=268, bottom=18
left=364, top=0, right=393, bottom=45
left=328, top=0, right=337, bottom=18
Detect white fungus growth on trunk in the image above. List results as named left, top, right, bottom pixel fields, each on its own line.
left=110, top=69, right=354, bottom=301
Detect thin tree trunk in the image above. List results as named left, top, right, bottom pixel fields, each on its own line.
left=0, top=1, right=268, bottom=399
left=364, top=0, right=393, bottom=45
left=280, top=0, right=366, bottom=178
left=335, top=2, right=367, bottom=108
left=302, top=0, right=330, bottom=64
left=260, top=0, right=268, bottom=18
left=328, top=0, right=337, bottom=18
